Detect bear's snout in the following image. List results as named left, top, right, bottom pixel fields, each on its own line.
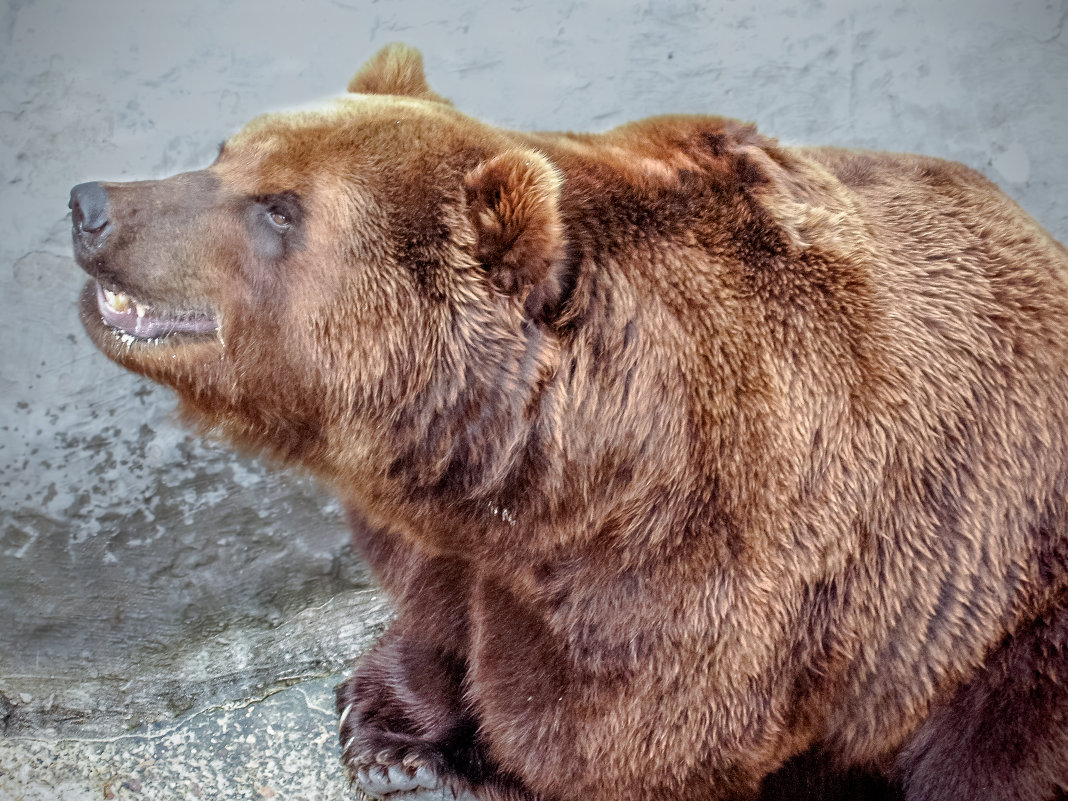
left=70, top=171, right=227, bottom=345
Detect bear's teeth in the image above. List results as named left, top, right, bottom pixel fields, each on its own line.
left=104, top=289, right=131, bottom=312
left=101, top=289, right=150, bottom=316
left=104, top=290, right=126, bottom=311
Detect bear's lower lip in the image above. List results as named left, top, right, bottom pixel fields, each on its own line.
left=90, top=280, right=218, bottom=341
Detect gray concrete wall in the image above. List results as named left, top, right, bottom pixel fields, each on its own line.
left=1, top=0, right=1066, bottom=798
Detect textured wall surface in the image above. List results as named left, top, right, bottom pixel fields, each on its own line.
left=1, top=0, right=1066, bottom=798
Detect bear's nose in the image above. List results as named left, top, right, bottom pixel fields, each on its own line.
left=69, top=181, right=110, bottom=234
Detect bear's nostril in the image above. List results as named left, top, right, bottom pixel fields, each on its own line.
left=69, top=181, right=110, bottom=234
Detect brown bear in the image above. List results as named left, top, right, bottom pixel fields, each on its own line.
left=70, top=44, right=1068, bottom=801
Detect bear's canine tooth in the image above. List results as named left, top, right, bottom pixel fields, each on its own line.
left=114, top=295, right=130, bottom=312
left=105, top=289, right=131, bottom=312
left=135, top=302, right=146, bottom=318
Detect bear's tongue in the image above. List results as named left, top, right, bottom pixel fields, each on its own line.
left=95, top=283, right=217, bottom=340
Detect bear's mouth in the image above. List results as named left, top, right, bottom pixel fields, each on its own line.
left=89, top=280, right=218, bottom=341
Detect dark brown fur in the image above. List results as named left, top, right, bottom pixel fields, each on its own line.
left=73, top=44, right=1068, bottom=801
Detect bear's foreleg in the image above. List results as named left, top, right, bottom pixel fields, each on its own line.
left=337, top=509, right=537, bottom=800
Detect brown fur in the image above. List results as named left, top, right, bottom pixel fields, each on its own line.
left=72, top=45, right=1068, bottom=801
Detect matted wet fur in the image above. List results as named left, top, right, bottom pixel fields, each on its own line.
left=71, top=44, right=1068, bottom=800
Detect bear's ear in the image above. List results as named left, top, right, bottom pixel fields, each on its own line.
left=348, top=43, right=450, bottom=104
left=464, top=149, right=568, bottom=318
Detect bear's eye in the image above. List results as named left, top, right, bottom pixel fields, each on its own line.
left=248, top=191, right=303, bottom=254
left=266, top=209, right=291, bottom=232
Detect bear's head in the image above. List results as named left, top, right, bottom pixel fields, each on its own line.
left=71, top=44, right=570, bottom=521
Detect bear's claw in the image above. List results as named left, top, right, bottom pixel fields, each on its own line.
left=339, top=702, right=354, bottom=728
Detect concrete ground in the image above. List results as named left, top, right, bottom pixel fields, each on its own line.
left=1, top=1, right=1065, bottom=799
left=1, top=579, right=389, bottom=800
left=1, top=674, right=358, bottom=801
